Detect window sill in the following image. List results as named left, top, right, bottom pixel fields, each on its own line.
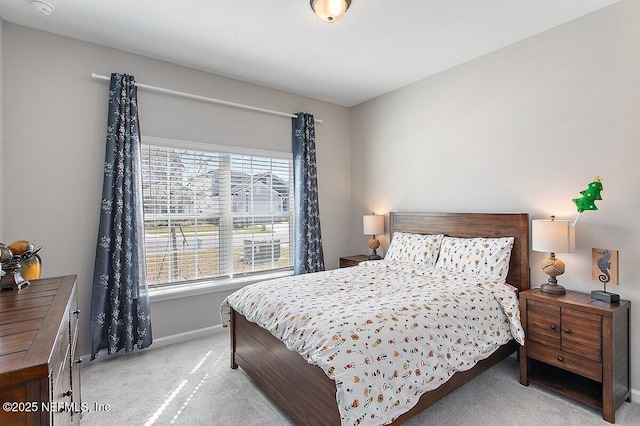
left=148, top=270, right=294, bottom=302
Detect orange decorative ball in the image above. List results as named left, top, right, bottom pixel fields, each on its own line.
left=9, top=240, right=34, bottom=256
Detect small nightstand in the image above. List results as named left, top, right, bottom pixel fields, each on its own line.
left=519, top=288, right=630, bottom=423
left=339, top=255, right=371, bottom=268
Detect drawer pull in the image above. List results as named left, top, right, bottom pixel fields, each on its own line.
left=75, top=358, right=83, bottom=364
left=63, top=389, right=73, bottom=397
left=549, top=324, right=556, bottom=330
left=73, top=309, right=81, bottom=316
left=564, top=329, right=571, bottom=334
left=557, top=356, right=564, bottom=362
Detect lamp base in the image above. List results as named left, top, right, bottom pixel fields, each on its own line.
left=540, top=282, right=566, bottom=295
left=590, top=290, right=620, bottom=303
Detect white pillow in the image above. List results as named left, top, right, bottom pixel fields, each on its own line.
left=435, top=236, right=515, bottom=283
left=385, top=232, right=444, bottom=267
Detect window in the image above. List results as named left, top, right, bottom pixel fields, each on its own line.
left=141, top=137, right=293, bottom=289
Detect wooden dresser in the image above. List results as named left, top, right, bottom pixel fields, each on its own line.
left=519, top=288, right=630, bottom=423
left=0, top=275, right=81, bottom=426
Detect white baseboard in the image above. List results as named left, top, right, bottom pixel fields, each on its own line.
left=81, top=325, right=225, bottom=364
left=152, top=324, right=225, bottom=347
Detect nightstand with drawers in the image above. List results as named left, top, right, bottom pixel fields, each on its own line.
left=339, top=255, right=371, bottom=268
left=519, top=288, right=630, bottom=423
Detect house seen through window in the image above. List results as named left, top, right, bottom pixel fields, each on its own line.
left=141, top=138, right=294, bottom=288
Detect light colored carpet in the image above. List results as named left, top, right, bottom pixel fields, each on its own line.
left=81, top=331, right=640, bottom=426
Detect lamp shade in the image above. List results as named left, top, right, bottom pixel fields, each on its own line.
left=532, top=218, right=575, bottom=253
left=363, top=215, right=384, bottom=235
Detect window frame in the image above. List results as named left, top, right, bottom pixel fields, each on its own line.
left=141, top=136, right=294, bottom=296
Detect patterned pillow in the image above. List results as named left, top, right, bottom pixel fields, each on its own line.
left=385, top=232, right=444, bottom=267
left=434, top=236, right=515, bottom=283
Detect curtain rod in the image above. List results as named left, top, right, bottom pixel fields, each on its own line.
left=91, top=73, right=322, bottom=123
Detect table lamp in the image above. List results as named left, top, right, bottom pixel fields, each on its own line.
left=532, top=216, right=575, bottom=294
left=363, top=214, right=384, bottom=260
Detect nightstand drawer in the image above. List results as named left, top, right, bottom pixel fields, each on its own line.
left=561, top=308, right=602, bottom=362
left=527, top=341, right=602, bottom=382
left=527, top=301, right=561, bottom=349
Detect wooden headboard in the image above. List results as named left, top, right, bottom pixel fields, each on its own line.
left=389, top=212, right=530, bottom=292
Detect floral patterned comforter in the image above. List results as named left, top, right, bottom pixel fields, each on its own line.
left=221, top=260, right=524, bottom=425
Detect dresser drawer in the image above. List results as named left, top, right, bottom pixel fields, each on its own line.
left=50, top=309, right=71, bottom=388
left=526, top=300, right=561, bottom=349
left=52, top=346, right=72, bottom=426
left=527, top=341, right=602, bottom=382
left=69, top=284, right=80, bottom=351
left=561, top=308, right=602, bottom=362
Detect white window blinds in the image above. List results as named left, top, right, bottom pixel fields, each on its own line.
left=141, top=139, right=293, bottom=288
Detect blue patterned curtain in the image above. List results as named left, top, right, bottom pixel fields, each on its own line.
left=90, top=73, right=152, bottom=360
left=292, top=112, right=325, bottom=274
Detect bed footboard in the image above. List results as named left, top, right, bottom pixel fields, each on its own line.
left=231, top=308, right=341, bottom=425
left=231, top=308, right=518, bottom=426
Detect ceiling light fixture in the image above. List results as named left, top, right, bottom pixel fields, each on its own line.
left=30, top=0, right=55, bottom=15
left=310, top=0, right=351, bottom=23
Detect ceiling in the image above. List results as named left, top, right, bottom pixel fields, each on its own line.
left=0, top=0, right=622, bottom=107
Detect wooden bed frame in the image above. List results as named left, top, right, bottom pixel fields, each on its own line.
left=230, top=212, right=530, bottom=425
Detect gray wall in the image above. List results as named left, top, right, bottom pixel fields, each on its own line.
left=1, top=24, right=352, bottom=356
left=351, top=0, right=639, bottom=393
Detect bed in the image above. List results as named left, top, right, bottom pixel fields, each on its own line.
left=223, top=212, right=529, bottom=425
